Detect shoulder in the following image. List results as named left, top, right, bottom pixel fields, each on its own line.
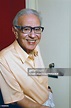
left=0, top=43, right=14, bottom=60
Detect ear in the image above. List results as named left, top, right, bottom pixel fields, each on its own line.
left=12, top=26, right=18, bottom=39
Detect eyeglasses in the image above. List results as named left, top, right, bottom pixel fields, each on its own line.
left=15, top=25, right=44, bottom=34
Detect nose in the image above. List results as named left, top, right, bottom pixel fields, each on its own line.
left=29, top=30, right=36, bottom=38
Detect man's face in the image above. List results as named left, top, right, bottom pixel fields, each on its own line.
left=13, top=14, right=42, bottom=53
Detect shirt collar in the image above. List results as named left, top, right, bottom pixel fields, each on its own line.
left=13, top=40, right=38, bottom=63
left=13, top=40, right=28, bottom=63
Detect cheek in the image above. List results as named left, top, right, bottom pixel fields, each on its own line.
left=17, top=33, right=27, bottom=40
left=38, top=35, right=41, bottom=40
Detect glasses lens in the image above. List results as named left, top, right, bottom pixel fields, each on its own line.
left=34, top=27, right=44, bottom=34
left=22, top=27, right=31, bottom=34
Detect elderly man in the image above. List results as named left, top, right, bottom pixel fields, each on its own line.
left=0, top=8, right=49, bottom=108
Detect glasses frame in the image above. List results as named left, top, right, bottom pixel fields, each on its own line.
left=15, top=25, right=44, bottom=34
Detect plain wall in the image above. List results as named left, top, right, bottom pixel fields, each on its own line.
left=38, top=0, right=69, bottom=68
left=0, top=0, right=25, bottom=51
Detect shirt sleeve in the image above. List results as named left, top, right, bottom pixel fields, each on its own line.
left=0, top=61, right=24, bottom=104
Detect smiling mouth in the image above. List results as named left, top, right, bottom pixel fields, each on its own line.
left=26, top=39, right=37, bottom=42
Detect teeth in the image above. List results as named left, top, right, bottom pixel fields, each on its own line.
left=27, top=40, right=36, bottom=42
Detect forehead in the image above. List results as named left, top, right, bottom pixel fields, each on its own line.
left=18, top=14, right=40, bottom=26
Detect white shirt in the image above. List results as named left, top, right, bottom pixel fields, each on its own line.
left=43, top=91, right=55, bottom=108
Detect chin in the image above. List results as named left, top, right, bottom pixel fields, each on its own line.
left=29, top=48, right=35, bottom=51
left=29, top=46, right=36, bottom=50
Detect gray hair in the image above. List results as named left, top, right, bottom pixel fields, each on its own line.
left=13, top=8, right=42, bottom=26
